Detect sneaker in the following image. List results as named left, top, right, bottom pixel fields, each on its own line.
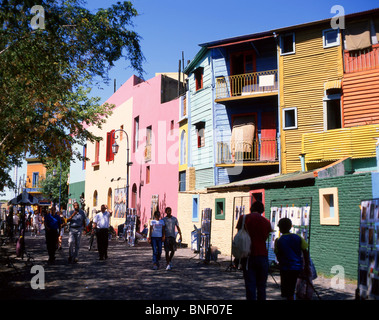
left=166, top=263, right=172, bottom=270
left=153, top=264, right=158, bottom=270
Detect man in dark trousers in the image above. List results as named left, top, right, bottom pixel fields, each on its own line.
left=236, top=201, right=272, bottom=300
left=92, top=204, right=112, bottom=260
left=44, top=206, right=62, bottom=264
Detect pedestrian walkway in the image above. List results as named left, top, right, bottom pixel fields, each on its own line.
left=0, top=231, right=357, bottom=300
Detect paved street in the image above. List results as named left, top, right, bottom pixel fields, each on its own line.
left=0, top=230, right=357, bottom=301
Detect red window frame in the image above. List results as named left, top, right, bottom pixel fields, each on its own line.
left=106, top=129, right=115, bottom=162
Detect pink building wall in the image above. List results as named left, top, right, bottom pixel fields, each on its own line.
left=129, top=75, right=179, bottom=229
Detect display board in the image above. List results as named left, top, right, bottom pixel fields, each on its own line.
left=357, top=199, right=379, bottom=300
left=268, top=198, right=312, bottom=264
left=199, top=208, right=212, bottom=261
left=125, top=208, right=137, bottom=246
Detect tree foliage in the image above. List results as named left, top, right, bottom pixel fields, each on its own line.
left=0, top=0, right=144, bottom=190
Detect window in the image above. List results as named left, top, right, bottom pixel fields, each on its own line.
left=134, top=117, right=139, bottom=152
left=146, top=166, right=150, bottom=184
left=32, top=172, right=39, bottom=188
left=280, top=32, right=295, bottom=55
left=325, top=97, right=342, bottom=130
left=170, top=120, right=174, bottom=135
left=107, top=188, right=112, bottom=210
left=215, top=198, right=225, bottom=220
left=230, top=51, right=255, bottom=75
left=92, top=141, right=100, bottom=166
left=82, top=144, right=87, bottom=170
left=192, top=196, right=199, bottom=221
left=106, top=129, right=115, bottom=162
left=194, top=67, right=204, bottom=91
left=145, top=125, right=152, bottom=162
left=282, top=107, right=297, bottom=130
left=196, top=122, right=205, bottom=148
left=319, top=187, right=339, bottom=225
left=323, top=29, right=340, bottom=48
left=180, top=130, right=186, bottom=165
left=93, top=190, right=98, bottom=207
left=179, top=171, right=186, bottom=191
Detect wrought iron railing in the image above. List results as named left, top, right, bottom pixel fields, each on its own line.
left=216, top=69, right=278, bottom=100
left=217, top=138, right=279, bottom=164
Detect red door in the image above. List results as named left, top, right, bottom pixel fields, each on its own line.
left=260, top=112, right=277, bottom=161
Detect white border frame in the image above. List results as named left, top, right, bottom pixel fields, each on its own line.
left=280, top=32, right=296, bottom=55
left=322, top=28, right=340, bottom=48
left=282, top=107, right=298, bottom=130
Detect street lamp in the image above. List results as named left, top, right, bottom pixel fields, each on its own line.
left=112, top=129, right=132, bottom=210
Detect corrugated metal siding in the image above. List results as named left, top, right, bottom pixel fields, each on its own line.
left=343, top=68, right=379, bottom=127
left=302, top=124, right=379, bottom=162
left=280, top=25, right=343, bottom=173
left=195, top=167, right=215, bottom=189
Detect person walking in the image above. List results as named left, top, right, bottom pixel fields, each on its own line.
left=92, top=204, right=112, bottom=260
left=32, top=211, right=41, bottom=237
left=44, top=206, right=62, bottom=264
left=148, top=211, right=165, bottom=270
left=66, top=201, right=87, bottom=263
left=274, top=217, right=310, bottom=300
left=163, top=207, right=182, bottom=270
left=236, top=201, right=272, bottom=300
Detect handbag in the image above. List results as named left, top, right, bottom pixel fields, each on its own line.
left=232, top=214, right=251, bottom=259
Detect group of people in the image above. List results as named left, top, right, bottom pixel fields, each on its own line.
left=44, top=201, right=112, bottom=264
left=236, top=200, right=311, bottom=300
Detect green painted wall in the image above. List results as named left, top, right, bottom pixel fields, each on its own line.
left=68, top=180, right=85, bottom=212
left=265, top=172, right=372, bottom=281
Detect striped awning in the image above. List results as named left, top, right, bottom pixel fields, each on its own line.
left=324, top=80, right=342, bottom=91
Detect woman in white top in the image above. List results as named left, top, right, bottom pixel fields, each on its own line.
left=148, top=211, right=165, bottom=270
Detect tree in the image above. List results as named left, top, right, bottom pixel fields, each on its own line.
left=40, top=158, right=70, bottom=209
left=0, top=0, right=145, bottom=190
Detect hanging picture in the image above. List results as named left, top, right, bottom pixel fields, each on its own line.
left=270, top=207, right=278, bottom=230
left=114, top=188, right=126, bottom=218
left=302, top=206, right=310, bottom=226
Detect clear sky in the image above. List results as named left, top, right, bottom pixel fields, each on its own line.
left=2, top=0, right=378, bottom=200
left=86, top=0, right=379, bottom=103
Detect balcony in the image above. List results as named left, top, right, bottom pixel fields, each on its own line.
left=215, top=70, right=278, bottom=101
left=216, top=138, right=279, bottom=166
left=302, top=124, right=379, bottom=163
left=344, top=44, right=379, bottom=73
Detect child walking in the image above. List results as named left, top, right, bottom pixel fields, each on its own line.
left=274, top=217, right=310, bottom=300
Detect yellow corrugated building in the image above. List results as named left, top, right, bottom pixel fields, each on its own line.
left=278, top=22, right=344, bottom=173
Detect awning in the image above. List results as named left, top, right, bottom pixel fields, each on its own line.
left=324, top=80, right=342, bottom=91
left=345, top=20, right=372, bottom=51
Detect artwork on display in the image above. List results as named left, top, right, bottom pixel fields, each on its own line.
left=114, top=188, right=126, bottom=218
left=269, top=204, right=311, bottom=261
left=358, top=199, right=379, bottom=300
left=199, top=208, right=212, bottom=261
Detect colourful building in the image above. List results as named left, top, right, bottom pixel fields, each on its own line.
left=83, top=74, right=183, bottom=230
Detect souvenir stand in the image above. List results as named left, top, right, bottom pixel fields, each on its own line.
left=268, top=197, right=312, bottom=265
left=357, top=199, right=379, bottom=300
left=124, top=208, right=137, bottom=246
left=199, top=208, right=212, bottom=262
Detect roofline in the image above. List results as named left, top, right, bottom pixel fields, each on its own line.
left=183, top=47, right=208, bottom=75
left=199, top=7, right=379, bottom=49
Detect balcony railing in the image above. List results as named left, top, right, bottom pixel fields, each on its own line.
left=216, top=70, right=278, bottom=100
left=344, top=44, right=379, bottom=73
left=217, top=138, right=279, bottom=164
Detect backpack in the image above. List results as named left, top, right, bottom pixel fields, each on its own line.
left=232, top=214, right=251, bottom=259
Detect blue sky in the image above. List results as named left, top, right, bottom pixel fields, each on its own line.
left=2, top=0, right=378, bottom=199
left=86, top=0, right=379, bottom=103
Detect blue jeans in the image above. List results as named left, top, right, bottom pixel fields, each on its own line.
left=242, top=255, right=269, bottom=300
left=151, top=237, right=162, bottom=264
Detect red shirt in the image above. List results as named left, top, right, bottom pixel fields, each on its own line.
left=237, top=212, right=272, bottom=256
